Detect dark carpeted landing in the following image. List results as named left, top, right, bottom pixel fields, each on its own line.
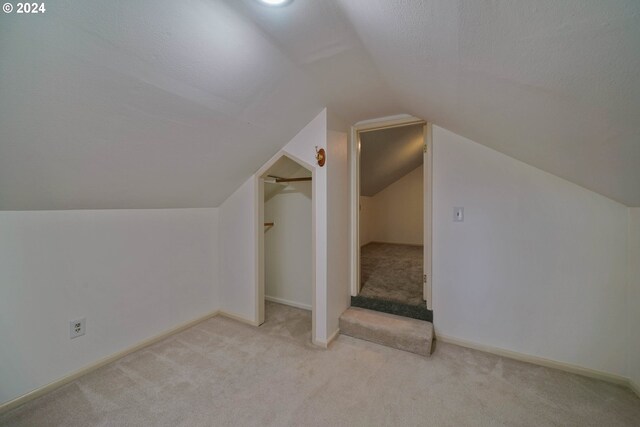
left=359, top=242, right=424, bottom=305
left=351, top=295, right=432, bottom=322
left=354, top=242, right=433, bottom=322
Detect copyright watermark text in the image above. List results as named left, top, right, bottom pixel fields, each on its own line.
left=3, top=2, right=46, bottom=14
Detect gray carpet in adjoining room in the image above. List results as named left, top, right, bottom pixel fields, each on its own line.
left=2, top=301, right=639, bottom=427
left=360, top=242, right=425, bottom=306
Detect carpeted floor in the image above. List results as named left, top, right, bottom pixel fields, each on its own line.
left=360, top=242, right=424, bottom=306
left=2, top=302, right=639, bottom=426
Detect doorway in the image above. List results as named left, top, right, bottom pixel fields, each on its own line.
left=350, top=115, right=433, bottom=320
left=258, top=155, right=315, bottom=342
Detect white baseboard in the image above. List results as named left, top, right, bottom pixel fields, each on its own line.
left=629, top=379, right=640, bottom=398
left=313, top=328, right=340, bottom=349
left=218, top=310, right=260, bottom=326
left=435, top=333, right=629, bottom=386
left=327, top=328, right=340, bottom=346
left=265, top=295, right=312, bottom=311
left=0, top=310, right=220, bottom=415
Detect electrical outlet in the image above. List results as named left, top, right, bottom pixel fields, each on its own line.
left=70, top=318, right=86, bottom=339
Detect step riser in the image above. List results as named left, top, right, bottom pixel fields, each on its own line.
left=340, top=321, right=432, bottom=356
left=339, top=307, right=433, bottom=357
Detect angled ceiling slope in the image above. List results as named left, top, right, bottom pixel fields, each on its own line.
left=360, top=124, right=424, bottom=196
left=0, top=0, right=399, bottom=210
left=337, top=0, right=640, bottom=206
left=0, top=0, right=639, bottom=209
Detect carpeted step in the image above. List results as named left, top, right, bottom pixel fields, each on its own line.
left=351, top=295, right=433, bottom=322
left=339, top=307, right=433, bottom=356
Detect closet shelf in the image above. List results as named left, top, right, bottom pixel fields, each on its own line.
left=267, top=175, right=312, bottom=183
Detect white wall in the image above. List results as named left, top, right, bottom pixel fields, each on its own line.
left=363, top=165, right=423, bottom=245
left=280, top=112, right=329, bottom=344
left=0, top=208, right=219, bottom=405
left=218, top=109, right=350, bottom=344
left=219, top=109, right=330, bottom=341
left=326, top=129, right=350, bottom=338
left=359, top=196, right=375, bottom=246
left=628, top=208, right=640, bottom=390
left=264, top=182, right=313, bottom=310
left=432, top=126, right=629, bottom=377
left=219, top=177, right=258, bottom=321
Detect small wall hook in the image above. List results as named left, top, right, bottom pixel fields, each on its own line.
left=315, top=146, right=326, bottom=167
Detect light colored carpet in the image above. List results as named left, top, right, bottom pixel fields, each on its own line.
left=2, top=302, right=639, bottom=426
left=360, top=242, right=424, bottom=306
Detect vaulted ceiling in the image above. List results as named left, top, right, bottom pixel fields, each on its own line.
left=1, top=0, right=638, bottom=209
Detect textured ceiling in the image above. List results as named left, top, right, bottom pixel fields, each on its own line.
left=0, top=0, right=398, bottom=209
left=1, top=0, right=638, bottom=209
left=360, top=124, right=424, bottom=197
left=337, top=0, right=640, bottom=206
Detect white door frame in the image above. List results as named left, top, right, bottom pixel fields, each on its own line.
left=349, top=115, right=433, bottom=310
left=423, top=123, right=433, bottom=310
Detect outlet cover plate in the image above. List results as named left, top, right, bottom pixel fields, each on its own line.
left=70, top=318, right=86, bottom=339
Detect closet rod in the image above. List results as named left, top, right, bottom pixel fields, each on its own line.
left=267, top=175, right=312, bottom=183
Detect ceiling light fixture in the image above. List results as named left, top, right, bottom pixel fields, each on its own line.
left=257, top=0, right=293, bottom=7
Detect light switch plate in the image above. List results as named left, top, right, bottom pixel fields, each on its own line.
left=453, top=207, right=464, bottom=222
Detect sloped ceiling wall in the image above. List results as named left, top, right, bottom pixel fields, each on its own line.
left=360, top=124, right=423, bottom=197
left=0, top=0, right=397, bottom=210
left=1, top=0, right=638, bottom=208
left=337, top=0, right=640, bottom=206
